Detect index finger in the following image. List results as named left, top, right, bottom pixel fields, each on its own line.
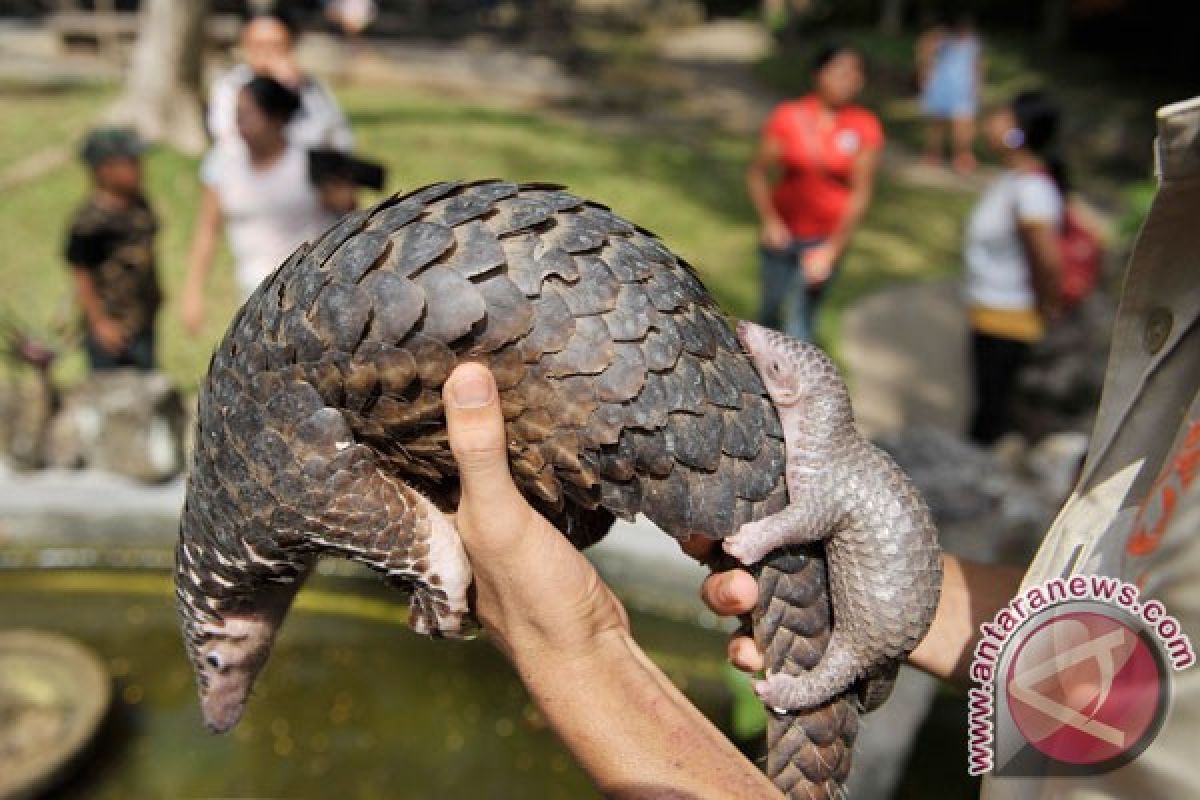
left=701, top=569, right=759, bottom=617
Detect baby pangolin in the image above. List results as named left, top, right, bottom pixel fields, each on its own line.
left=728, top=322, right=943, bottom=712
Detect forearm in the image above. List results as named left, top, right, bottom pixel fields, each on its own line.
left=1018, top=221, right=1063, bottom=317
left=825, top=199, right=864, bottom=256
left=185, top=189, right=222, bottom=294
left=1030, top=257, right=1061, bottom=317
left=511, top=631, right=781, bottom=799
left=746, top=166, right=782, bottom=229
left=1029, top=247, right=1060, bottom=313
left=185, top=234, right=216, bottom=293
left=826, top=180, right=874, bottom=256
left=908, top=554, right=1025, bottom=687
left=72, top=269, right=109, bottom=326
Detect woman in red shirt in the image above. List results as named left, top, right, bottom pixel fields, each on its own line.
left=747, top=44, right=884, bottom=341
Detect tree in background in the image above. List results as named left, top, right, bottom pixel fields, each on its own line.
left=107, top=0, right=211, bottom=156
left=878, top=0, right=905, bottom=33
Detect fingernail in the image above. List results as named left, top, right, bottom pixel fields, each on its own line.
left=717, top=574, right=736, bottom=606
left=450, top=369, right=493, bottom=408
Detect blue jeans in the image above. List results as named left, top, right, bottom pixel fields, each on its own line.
left=85, top=327, right=156, bottom=371
left=758, top=239, right=831, bottom=342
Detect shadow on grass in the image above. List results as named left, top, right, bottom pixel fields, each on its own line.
left=346, top=102, right=562, bottom=133
left=0, top=80, right=95, bottom=97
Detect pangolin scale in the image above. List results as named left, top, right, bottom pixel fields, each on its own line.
left=177, top=179, right=871, bottom=798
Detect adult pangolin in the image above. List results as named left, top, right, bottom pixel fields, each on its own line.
left=177, top=179, right=936, bottom=799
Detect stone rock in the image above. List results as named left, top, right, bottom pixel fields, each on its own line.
left=43, top=369, right=186, bottom=483
left=1013, top=292, right=1115, bottom=441
left=875, top=425, right=1065, bottom=567
left=0, top=372, right=57, bottom=469
left=1026, top=431, right=1090, bottom=503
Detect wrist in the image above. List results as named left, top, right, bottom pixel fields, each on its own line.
left=508, top=626, right=630, bottom=683
left=509, top=628, right=647, bottom=747
left=511, top=628, right=781, bottom=799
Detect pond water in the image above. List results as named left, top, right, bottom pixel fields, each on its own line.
left=1, top=566, right=736, bottom=799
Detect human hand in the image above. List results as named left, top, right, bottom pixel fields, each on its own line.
left=444, top=362, right=630, bottom=664
left=801, top=243, right=838, bottom=286
left=680, top=537, right=765, bottom=673
left=760, top=217, right=792, bottom=251
left=264, top=55, right=303, bottom=89
left=181, top=290, right=205, bottom=336
left=318, top=178, right=358, bottom=216
left=90, top=315, right=128, bottom=354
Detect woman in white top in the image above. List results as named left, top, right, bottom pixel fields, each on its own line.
left=963, top=90, right=1066, bottom=444
left=207, top=10, right=353, bottom=153
left=182, top=76, right=354, bottom=334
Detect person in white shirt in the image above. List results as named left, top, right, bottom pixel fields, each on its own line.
left=207, top=10, right=353, bottom=153
left=962, top=90, right=1066, bottom=444
left=182, top=76, right=354, bottom=333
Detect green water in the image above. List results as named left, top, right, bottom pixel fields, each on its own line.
left=0, top=568, right=736, bottom=799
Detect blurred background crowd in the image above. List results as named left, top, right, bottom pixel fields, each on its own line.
left=0, top=0, right=1195, bottom=798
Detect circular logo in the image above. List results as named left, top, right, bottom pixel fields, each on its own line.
left=835, top=129, right=861, bottom=154
left=1005, top=610, right=1168, bottom=768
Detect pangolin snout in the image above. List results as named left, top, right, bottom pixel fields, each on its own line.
left=202, top=691, right=248, bottom=734
left=735, top=320, right=767, bottom=353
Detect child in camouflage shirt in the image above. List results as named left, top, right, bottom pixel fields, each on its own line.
left=65, top=128, right=162, bottom=371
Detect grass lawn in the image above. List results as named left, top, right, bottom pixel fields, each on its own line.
left=0, top=81, right=973, bottom=393
left=0, top=82, right=117, bottom=173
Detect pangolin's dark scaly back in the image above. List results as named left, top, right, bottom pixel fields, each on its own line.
left=202, top=181, right=856, bottom=798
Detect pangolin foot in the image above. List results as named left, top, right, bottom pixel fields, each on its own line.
left=722, top=519, right=773, bottom=565
left=409, top=586, right=471, bottom=639
left=754, top=672, right=836, bottom=712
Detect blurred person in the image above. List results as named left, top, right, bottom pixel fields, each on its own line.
left=207, top=9, right=353, bottom=152
left=913, top=15, right=945, bottom=92
left=965, top=90, right=1066, bottom=445
left=64, top=128, right=162, bottom=371
left=747, top=43, right=883, bottom=342
left=919, top=14, right=983, bottom=173
left=182, top=76, right=355, bottom=334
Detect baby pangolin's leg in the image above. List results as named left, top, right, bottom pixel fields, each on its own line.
left=723, top=491, right=839, bottom=566
left=856, top=663, right=899, bottom=712
left=755, top=630, right=863, bottom=712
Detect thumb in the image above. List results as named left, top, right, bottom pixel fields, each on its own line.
left=444, top=362, right=522, bottom=514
